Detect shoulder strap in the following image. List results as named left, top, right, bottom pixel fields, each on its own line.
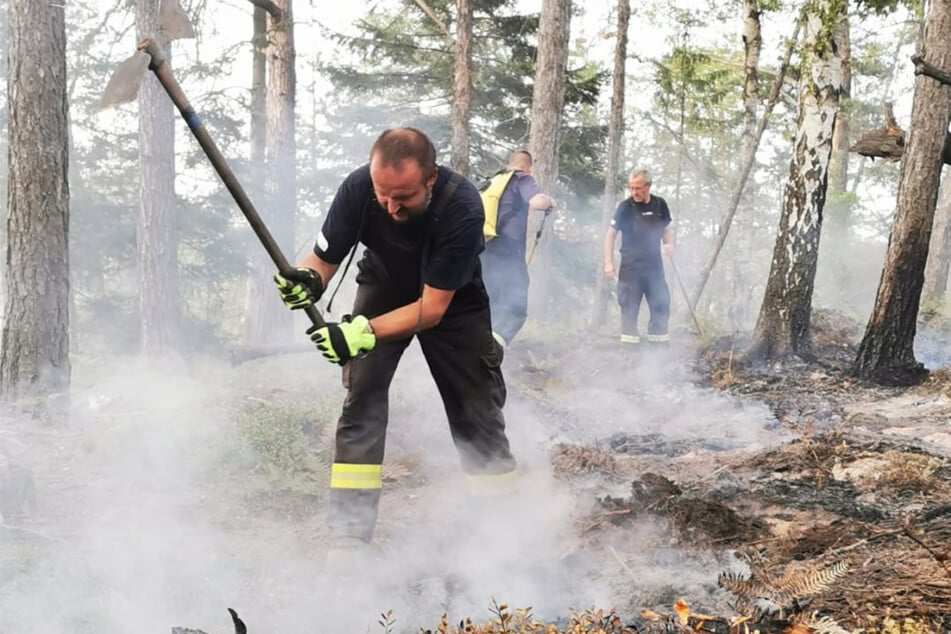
left=324, top=196, right=372, bottom=313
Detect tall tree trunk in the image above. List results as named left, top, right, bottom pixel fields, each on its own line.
left=923, top=174, right=951, bottom=302
left=690, top=12, right=801, bottom=308
left=527, top=0, right=571, bottom=323
left=450, top=0, right=473, bottom=175
left=739, top=0, right=763, bottom=156
left=136, top=0, right=181, bottom=356
left=852, top=0, right=951, bottom=385
left=528, top=0, right=571, bottom=193
left=747, top=0, right=844, bottom=362
left=825, top=13, right=852, bottom=287
left=593, top=0, right=630, bottom=325
left=247, top=0, right=295, bottom=346
left=728, top=0, right=762, bottom=330
left=244, top=5, right=270, bottom=344
left=2, top=0, right=70, bottom=411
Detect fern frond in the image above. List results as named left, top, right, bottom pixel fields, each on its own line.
left=717, top=571, right=770, bottom=601
left=771, top=560, right=850, bottom=604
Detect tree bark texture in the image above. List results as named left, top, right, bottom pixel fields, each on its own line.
left=136, top=0, right=181, bottom=356
left=853, top=0, right=951, bottom=384
left=527, top=0, right=571, bottom=324
left=826, top=14, right=852, bottom=292
left=748, top=0, right=844, bottom=362
left=740, top=0, right=762, bottom=152
left=528, top=0, right=571, bottom=193
left=923, top=173, right=951, bottom=301
left=450, top=0, right=473, bottom=176
left=2, top=0, right=71, bottom=406
left=248, top=0, right=295, bottom=346
left=593, top=0, right=630, bottom=325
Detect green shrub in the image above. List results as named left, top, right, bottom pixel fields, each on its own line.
left=234, top=400, right=334, bottom=496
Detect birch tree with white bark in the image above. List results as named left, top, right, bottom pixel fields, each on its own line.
left=747, top=0, right=845, bottom=361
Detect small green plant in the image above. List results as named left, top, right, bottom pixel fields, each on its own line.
left=233, top=400, right=333, bottom=495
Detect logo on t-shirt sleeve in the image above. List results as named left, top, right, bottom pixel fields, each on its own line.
left=317, top=230, right=329, bottom=252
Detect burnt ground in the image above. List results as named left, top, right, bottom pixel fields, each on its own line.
left=2, top=308, right=951, bottom=633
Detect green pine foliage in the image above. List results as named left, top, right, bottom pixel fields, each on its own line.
left=318, top=0, right=606, bottom=194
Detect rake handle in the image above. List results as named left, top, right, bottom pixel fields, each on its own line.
left=139, top=38, right=325, bottom=330
left=667, top=253, right=703, bottom=338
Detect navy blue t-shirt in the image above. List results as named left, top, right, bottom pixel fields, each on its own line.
left=314, top=164, right=486, bottom=308
left=610, top=195, right=671, bottom=269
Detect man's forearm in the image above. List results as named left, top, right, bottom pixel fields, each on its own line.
left=603, top=230, right=617, bottom=265
left=367, top=301, right=427, bottom=340
left=528, top=193, right=554, bottom=211
left=368, top=286, right=455, bottom=341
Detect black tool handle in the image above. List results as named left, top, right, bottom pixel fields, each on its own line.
left=139, top=38, right=326, bottom=330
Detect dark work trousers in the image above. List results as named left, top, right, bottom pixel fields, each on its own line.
left=480, top=237, right=529, bottom=345
left=617, top=265, right=670, bottom=340
left=328, top=272, right=517, bottom=542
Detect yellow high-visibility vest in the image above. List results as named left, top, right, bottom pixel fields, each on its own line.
left=480, top=171, right=515, bottom=241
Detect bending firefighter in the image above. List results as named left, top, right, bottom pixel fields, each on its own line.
left=479, top=150, right=554, bottom=349
left=603, top=169, right=674, bottom=346
left=273, top=128, right=517, bottom=548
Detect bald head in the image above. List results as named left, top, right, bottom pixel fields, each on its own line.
left=507, top=149, right=533, bottom=173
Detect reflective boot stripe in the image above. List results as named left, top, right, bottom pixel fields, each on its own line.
left=646, top=333, right=670, bottom=342
left=465, top=469, right=518, bottom=496
left=330, top=463, right=383, bottom=490
left=620, top=334, right=640, bottom=344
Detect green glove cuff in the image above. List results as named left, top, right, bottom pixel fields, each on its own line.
left=342, top=315, right=377, bottom=357
left=308, top=315, right=376, bottom=365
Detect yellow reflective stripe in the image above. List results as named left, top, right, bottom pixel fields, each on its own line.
left=620, top=334, right=640, bottom=344
left=330, top=463, right=382, bottom=490
left=646, top=333, right=670, bottom=342
left=465, top=469, right=518, bottom=496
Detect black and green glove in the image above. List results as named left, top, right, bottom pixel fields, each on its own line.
left=274, top=267, right=323, bottom=310
left=306, top=315, right=376, bottom=365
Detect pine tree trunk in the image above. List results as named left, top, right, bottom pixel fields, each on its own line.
left=136, top=0, right=181, bottom=356
left=852, top=0, right=951, bottom=385
left=450, top=0, right=473, bottom=176
left=593, top=0, right=630, bottom=326
left=2, top=0, right=71, bottom=410
left=528, top=0, right=571, bottom=193
left=248, top=0, right=295, bottom=346
left=923, top=174, right=951, bottom=302
left=528, top=0, right=571, bottom=325
left=244, top=5, right=271, bottom=345
left=747, top=0, right=844, bottom=362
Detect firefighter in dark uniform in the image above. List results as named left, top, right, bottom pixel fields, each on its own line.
left=480, top=150, right=554, bottom=349
left=602, top=169, right=674, bottom=347
left=273, top=128, right=517, bottom=549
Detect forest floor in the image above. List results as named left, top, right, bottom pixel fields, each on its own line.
left=1, top=309, right=951, bottom=634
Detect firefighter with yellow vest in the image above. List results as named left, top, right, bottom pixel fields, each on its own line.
left=479, top=150, right=554, bottom=349
left=273, top=128, right=518, bottom=555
